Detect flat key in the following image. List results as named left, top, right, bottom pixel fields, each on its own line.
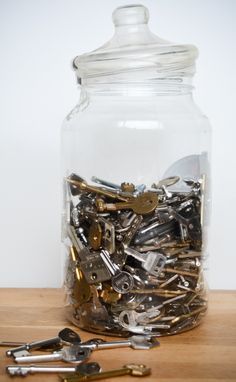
left=100, top=250, right=134, bottom=294
left=14, top=345, right=91, bottom=364
left=96, top=192, right=158, bottom=215
left=61, top=364, right=151, bottom=381
left=7, top=362, right=101, bottom=376
left=79, top=335, right=160, bottom=351
left=125, top=247, right=166, bottom=276
left=6, top=328, right=81, bottom=358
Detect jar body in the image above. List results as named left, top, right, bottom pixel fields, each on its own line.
left=62, top=86, right=211, bottom=336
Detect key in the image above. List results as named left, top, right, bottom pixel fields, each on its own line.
left=80, top=251, right=112, bottom=284
left=91, top=176, right=120, bottom=190
left=7, top=362, right=101, bottom=376
left=67, top=177, right=130, bottom=202
left=88, top=221, right=102, bottom=250
left=14, top=345, right=91, bottom=364
left=100, top=250, right=134, bottom=294
left=134, top=219, right=178, bottom=245
left=61, top=364, right=151, bottom=381
left=124, top=247, right=166, bottom=276
left=122, top=215, right=143, bottom=247
left=69, top=246, right=92, bottom=305
left=119, top=310, right=162, bottom=329
left=67, top=224, right=85, bottom=254
left=152, top=176, right=180, bottom=189
left=96, top=192, right=158, bottom=215
left=6, top=328, right=81, bottom=358
left=79, top=335, right=159, bottom=351
left=98, top=216, right=115, bottom=254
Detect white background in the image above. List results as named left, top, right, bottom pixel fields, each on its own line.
left=0, top=0, right=235, bottom=288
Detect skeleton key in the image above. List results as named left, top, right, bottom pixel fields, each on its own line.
left=96, top=192, right=158, bottom=215
left=100, top=250, right=134, bottom=294
left=7, top=362, right=101, bottom=376
left=14, top=345, right=91, bottom=364
left=79, top=335, right=160, bottom=351
left=6, top=328, right=81, bottom=358
left=67, top=177, right=130, bottom=202
left=124, top=247, right=166, bottom=276
left=61, top=364, right=151, bottom=382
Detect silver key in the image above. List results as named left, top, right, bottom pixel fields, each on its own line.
left=14, top=345, right=91, bottom=364
left=67, top=226, right=111, bottom=284
left=98, top=216, right=115, bottom=254
left=6, top=362, right=101, bottom=376
left=6, top=328, right=80, bottom=358
left=91, top=176, right=121, bottom=190
left=79, top=335, right=159, bottom=350
left=124, top=247, right=166, bottom=276
left=100, top=250, right=134, bottom=294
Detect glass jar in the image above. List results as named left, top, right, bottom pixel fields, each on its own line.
left=62, top=4, right=211, bottom=337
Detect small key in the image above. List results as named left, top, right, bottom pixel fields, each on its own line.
left=67, top=177, right=130, bottom=202
left=6, top=328, right=81, bottom=358
left=96, top=192, right=158, bottom=215
left=134, top=219, right=178, bottom=245
left=119, top=310, right=162, bottom=329
left=79, top=335, right=160, bottom=351
left=152, top=176, right=180, bottom=189
left=61, top=364, right=151, bottom=382
left=100, top=250, right=134, bottom=294
left=91, top=176, right=121, bottom=190
left=14, top=345, right=91, bottom=364
left=124, top=247, right=166, bottom=276
left=7, top=362, right=101, bottom=376
left=98, top=216, right=115, bottom=254
left=122, top=215, right=143, bottom=247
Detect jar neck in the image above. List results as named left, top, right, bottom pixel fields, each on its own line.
left=79, top=80, right=194, bottom=98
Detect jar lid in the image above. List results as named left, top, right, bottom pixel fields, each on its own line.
left=73, top=4, right=198, bottom=82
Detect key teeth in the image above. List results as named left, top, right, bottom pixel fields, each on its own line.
left=6, top=366, right=28, bottom=376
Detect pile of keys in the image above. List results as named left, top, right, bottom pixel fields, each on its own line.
left=63, top=173, right=207, bottom=336
left=4, top=328, right=156, bottom=380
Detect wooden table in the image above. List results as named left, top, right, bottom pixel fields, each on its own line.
left=0, top=289, right=235, bottom=381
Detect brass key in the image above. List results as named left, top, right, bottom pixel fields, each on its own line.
left=61, top=364, right=151, bottom=381
left=96, top=192, right=158, bottom=215
left=66, top=178, right=130, bottom=202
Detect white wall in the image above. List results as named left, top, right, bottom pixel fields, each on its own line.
left=0, top=0, right=235, bottom=288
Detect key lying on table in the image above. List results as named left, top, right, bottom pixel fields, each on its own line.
left=6, top=328, right=81, bottom=358
left=14, top=345, right=91, bottom=364
left=6, top=362, right=101, bottom=376
left=78, top=335, right=160, bottom=351
left=60, top=364, right=151, bottom=382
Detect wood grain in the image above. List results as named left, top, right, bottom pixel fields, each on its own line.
left=0, top=289, right=235, bottom=381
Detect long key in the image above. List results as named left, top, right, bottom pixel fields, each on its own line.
left=79, top=335, right=159, bottom=350
left=60, top=364, right=151, bottom=382
left=6, top=328, right=81, bottom=358
left=67, top=177, right=130, bottom=202
left=96, top=192, right=158, bottom=215
left=14, top=345, right=91, bottom=364
left=7, top=362, right=101, bottom=376
left=100, top=250, right=134, bottom=294
left=124, top=247, right=166, bottom=276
